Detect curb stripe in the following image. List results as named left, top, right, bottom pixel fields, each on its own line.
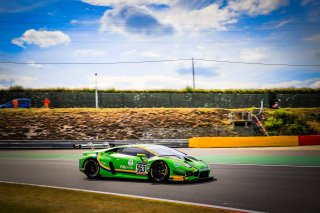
left=208, top=163, right=320, bottom=168
left=0, top=180, right=261, bottom=213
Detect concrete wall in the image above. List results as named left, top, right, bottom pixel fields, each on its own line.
left=276, top=94, right=320, bottom=108
left=0, top=91, right=319, bottom=108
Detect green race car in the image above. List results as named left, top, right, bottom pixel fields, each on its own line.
left=79, top=144, right=212, bottom=182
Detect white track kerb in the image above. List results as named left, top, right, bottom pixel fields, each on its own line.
left=0, top=180, right=261, bottom=213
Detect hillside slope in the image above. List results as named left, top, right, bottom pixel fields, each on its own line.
left=0, top=108, right=318, bottom=140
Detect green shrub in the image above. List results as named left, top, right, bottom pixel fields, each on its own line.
left=8, top=85, right=25, bottom=92
left=264, top=109, right=315, bottom=135
left=1, top=86, right=319, bottom=94
left=183, top=86, right=194, bottom=93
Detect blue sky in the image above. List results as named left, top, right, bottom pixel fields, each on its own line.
left=0, top=0, right=319, bottom=89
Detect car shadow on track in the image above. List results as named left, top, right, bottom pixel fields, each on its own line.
left=84, top=176, right=217, bottom=186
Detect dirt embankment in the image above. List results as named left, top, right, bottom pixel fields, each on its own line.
left=0, top=108, right=232, bottom=140
left=0, top=108, right=319, bottom=140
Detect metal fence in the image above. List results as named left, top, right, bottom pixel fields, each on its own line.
left=0, top=92, right=319, bottom=108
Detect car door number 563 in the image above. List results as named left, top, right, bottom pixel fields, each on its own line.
left=136, top=162, right=146, bottom=175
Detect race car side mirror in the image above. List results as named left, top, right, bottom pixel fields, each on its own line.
left=137, top=153, right=146, bottom=158
left=137, top=153, right=147, bottom=161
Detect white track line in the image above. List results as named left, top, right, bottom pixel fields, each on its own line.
left=0, top=180, right=262, bottom=213
left=208, top=163, right=320, bottom=168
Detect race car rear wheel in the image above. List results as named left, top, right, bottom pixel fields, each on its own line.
left=84, top=159, right=100, bottom=179
left=150, top=161, right=169, bottom=183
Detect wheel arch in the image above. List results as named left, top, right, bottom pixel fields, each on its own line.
left=82, top=156, right=99, bottom=169
left=148, top=160, right=171, bottom=182
left=83, top=158, right=100, bottom=179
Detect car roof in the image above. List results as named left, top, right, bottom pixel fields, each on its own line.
left=10, top=98, right=31, bottom=101
left=105, top=144, right=167, bottom=155
left=120, top=143, right=165, bottom=149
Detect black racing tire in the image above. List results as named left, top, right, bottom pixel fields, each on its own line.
left=84, top=159, right=100, bottom=179
left=150, top=161, right=170, bottom=183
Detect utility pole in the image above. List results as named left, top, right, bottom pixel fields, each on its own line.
left=95, top=73, right=98, bottom=108
left=192, top=57, right=195, bottom=90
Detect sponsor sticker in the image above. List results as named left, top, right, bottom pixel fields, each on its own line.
left=174, top=169, right=185, bottom=175
left=128, top=159, right=133, bottom=166
left=136, top=162, right=147, bottom=175
left=120, top=165, right=133, bottom=170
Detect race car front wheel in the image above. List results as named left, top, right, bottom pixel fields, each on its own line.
left=150, top=161, right=169, bottom=183
left=84, top=159, right=100, bottom=179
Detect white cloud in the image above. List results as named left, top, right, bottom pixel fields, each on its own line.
left=122, top=49, right=138, bottom=57
left=304, top=34, right=320, bottom=42
left=70, top=19, right=99, bottom=25
left=0, top=74, right=38, bottom=89
left=261, top=78, right=320, bottom=88
left=100, top=4, right=174, bottom=36
left=28, top=61, right=44, bottom=69
left=274, top=19, right=293, bottom=28
left=240, top=49, right=266, bottom=62
left=90, top=0, right=289, bottom=38
left=70, top=19, right=78, bottom=24
left=94, top=0, right=289, bottom=37
left=98, top=2, right=237, bottom=37
left=74, top=49, right=108, bottom=57
left=17, top=76, right=38, bottom=86
left=141, top=51, right=160, bottom=58
left=227, top=0, right=289, bottom=16
left=82, top=0, right=173, bottom=6
left=310, top=80, right=320, bottom=88
left=158, top=4, right=235, bottom=32
left=89, top=75, right=190, bottom=90
left=12, top=29, right=71, bottom=48
left=0, top=74, right=15, bottom=88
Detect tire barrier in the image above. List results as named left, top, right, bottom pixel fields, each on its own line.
left=189, top=136, right=306, bottom=148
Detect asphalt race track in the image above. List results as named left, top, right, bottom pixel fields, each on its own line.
left=1, top=148, right=320, bottom=213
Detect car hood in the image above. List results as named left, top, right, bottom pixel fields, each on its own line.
left=162, top=155, right=209, bottom=169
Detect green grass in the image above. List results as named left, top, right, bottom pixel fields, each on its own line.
left=199, top=155, right=320, bottom=166
left=0, top=183, right=233, bottom=213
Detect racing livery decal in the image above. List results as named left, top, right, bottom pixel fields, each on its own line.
left=79, top=144, right=212, bottom=182
left=136, top=162, right=147, bottom=175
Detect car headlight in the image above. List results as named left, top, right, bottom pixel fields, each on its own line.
left=186, top=171, right=193, bottom=176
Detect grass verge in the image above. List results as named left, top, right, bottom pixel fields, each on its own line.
left=0, top=182, right=235, bottom=213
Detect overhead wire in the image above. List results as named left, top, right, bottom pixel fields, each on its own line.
left=0, top=58, right=319, bottom=67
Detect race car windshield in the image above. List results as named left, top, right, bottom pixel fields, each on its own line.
left=145, top=146, right=186, bottom=157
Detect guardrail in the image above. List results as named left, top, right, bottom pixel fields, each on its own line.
left=0, top=139, right=188, bottom=149
left=0, top=136, right=318, bottom=149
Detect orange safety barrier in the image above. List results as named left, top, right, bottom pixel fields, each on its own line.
left=189, top=136, right=299, bottom=148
